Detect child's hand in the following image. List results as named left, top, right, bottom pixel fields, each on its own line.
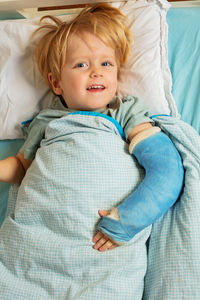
left=93, top=210, right=118, bottom=252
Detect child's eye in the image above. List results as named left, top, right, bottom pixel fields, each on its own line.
left=101, top=61, right=112, bottom=67
left=75, top=63, right=87, bottom=68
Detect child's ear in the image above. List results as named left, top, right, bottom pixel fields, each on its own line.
left=48, top=73, right=62, bottom=95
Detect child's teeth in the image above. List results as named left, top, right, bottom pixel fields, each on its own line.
left=88, top=85, right=104, bottom=90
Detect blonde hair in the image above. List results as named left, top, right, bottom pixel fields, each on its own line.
left=34, top=3, right=133, bottom=87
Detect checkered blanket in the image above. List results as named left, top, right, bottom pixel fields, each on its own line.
left=0, top=113, right=150, bottom=300
left=143, top=116, right=200, bottom=299
left=0, top=114, right=199, bottom=299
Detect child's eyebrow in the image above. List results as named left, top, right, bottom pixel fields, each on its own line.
left=67, top=57, right=88, bottom=65
left=69, top=55, right=116, bottom=63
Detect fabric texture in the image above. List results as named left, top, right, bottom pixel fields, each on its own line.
left=0, top=139, right=24, bottom=226
left=0, top=114, right=199, bottom=299
left=0, top=114, right=151, bottom=299
left=167, top=7, right=200, bottom=134
left=143, top=115, right=200, bottom=299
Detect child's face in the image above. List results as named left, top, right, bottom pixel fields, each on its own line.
left=49, top=32, right=118, bottom=111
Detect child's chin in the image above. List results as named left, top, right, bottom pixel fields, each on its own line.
left=84, top=105, right=107, bottom=111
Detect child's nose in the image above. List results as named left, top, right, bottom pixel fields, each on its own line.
left=90, top=67, right=103, bottom=78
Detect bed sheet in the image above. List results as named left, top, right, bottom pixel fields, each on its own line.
left=0, top=12, right=24, bottom=225
left=167, top=7, right=200, bottom=134
left=0, top=139, right=24, bottom=226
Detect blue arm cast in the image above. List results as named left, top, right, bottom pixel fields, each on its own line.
left=97, top=131, right=184, bottom=243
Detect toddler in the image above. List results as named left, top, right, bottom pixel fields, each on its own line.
left=0, top=3, right=184, bottom=252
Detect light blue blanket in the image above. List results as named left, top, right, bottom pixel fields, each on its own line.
left=144, top=115, right=200, bottom=299
left=0, top=113, right=199, bottom=299
left=0, top=113, right=150, bottom=300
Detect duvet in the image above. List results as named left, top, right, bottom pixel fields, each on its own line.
left=144, top=115, right=200, bottom=299
left=0, top=113, right=150, bottom=300
left=0, top=113, right=199, bottom=300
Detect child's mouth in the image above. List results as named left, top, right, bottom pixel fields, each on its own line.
left=87, top=85, right=105, bottom=92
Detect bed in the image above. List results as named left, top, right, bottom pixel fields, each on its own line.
left=0, top=0, right=199, bottom=299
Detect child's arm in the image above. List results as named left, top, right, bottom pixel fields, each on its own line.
left=0, top=152, right=32, bottom=184
left=93, top=122, right=184, bottom=251
left=93, top=123, right=152, bottom=251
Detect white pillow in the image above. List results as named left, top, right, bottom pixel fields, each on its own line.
left=0, top=0, right=178, bottom=139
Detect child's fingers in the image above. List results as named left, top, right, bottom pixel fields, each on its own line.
left=99, top=240, right=117, bottom=252
left=94, top=236, right=113, bottom=251
left=98, top=209, right=110, bottom=217
left=92, top=231, right=104, bottom=243
left=93, top=231, right=117, bottom=251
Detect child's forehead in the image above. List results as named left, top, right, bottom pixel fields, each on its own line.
left=68, top=31, right=105, bottom=47
left=67, top=31, right=116, bottom=57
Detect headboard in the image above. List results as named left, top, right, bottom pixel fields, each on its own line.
left=0, top=0, right=200, bottom=14
left=0, top=0, right=132, bottom=11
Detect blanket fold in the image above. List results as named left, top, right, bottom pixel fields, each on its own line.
left=1, top=114, right=149, bottom=300
left=0, top=114, right=199, bottom=299
left=143, top=115, right=200, bottom=299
